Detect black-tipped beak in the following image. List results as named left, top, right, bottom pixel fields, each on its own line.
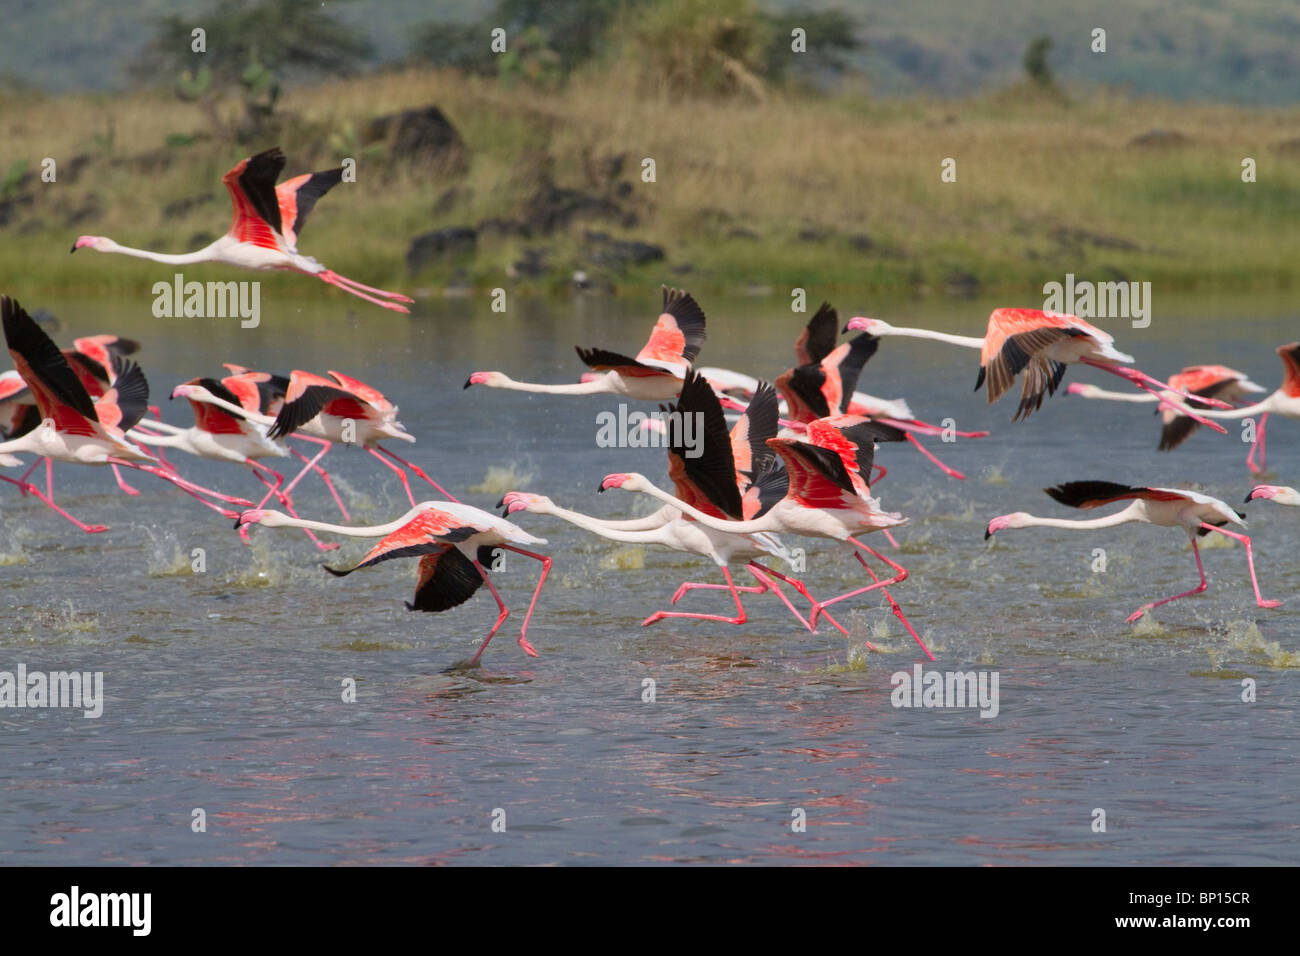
left=69, top=243, right=78, bottom=253
left=1244, top=491, right=1255, bottom=504
left=984, top=527, right=993, bottom=540
left=841, top=322, right=850, bottom=334
left=462, top=377, right=473, bottom=389
left=597, top=481, right=606, bottom=494
left=232, top=517, right=243, bottom=530
left=495, top=496, right=506, bottom=509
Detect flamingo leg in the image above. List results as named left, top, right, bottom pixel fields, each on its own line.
left=366, top=446, right=417, bottom=506
left=1126, top=539, right=1208, bottom=623
left=747, top=561, right=859, bottom=641
left=500, top=545, right=550, bottom=658
left=467, top=560, right=511, bottom=666
left=262, top=440, right=331, bottom=507
left=1199, top=523, right=1281, bottom=610
left=0, top=474, right=108, bottom=533
left=110, top=460, right=252, bottom=516
left=1247, top=412, right=1269, bottom=475
left=247, top=463, right=339, bottom=552
left=315, top=270, right=411, bottom=313
left=903, top=432, right=965, bottom=480
left=1081, top=359, right=1229, bottom=430
left=809, top=537, right=933, bottom=660
left=373, top=444, right=459, bottom=503
left=16, top=457, right=42, bottom=496
left=289, top=442, right=350, bottom=520
left=319, top=269, right=414, bottom=303
left=641, top=565, right=747, bottom=627
left=110, top=463, right=141, bottom=496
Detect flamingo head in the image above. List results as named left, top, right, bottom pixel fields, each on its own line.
left=71, top=236, right=111, bottom=253
left=171, top=382, right=208, bottom=402
left=464, top=371, right=505, bottom=389
left=600, top=472, right=646, bottom=494
left=985, top=512, right=1031, bottom=539
left=844, top=316, right=892, bottom=335
left=1066, top=383, right=1102, bottom=398
left=498, top=491, right=549, bottom=516
left=1245, top=485, right=1300, bottom=506
left=234, top=508, right=287, bottom=530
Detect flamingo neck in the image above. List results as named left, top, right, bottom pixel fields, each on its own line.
left=534, top=502, right=675, bottom=543
left=625, top=478, right=777, bottom=534
left=885, top=327, right=985, bottom=350
left=1015, top=504, right=1146, bottom=532
left=1078, top=387, right=1156, bottom=403
left=97, top=239, right=219, bottom=265
left=262, top=507, right=425, bottom=537
left=493, top=375, right=614, bottom=395
left=1201, top=392, right=1279, bottom=420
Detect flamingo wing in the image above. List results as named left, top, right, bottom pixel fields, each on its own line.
left=222, top=147, right=287, bottom=251
left=793, top=301, right=838, bottom=366
left=633, top=287, right=707, bottom=376
left=1044, top=481, right=1190, bottom=510
left=324, top=509, right=480, bottom=575
left=1158, top=376, right=1239, bottom=452
left=406, top=546, right=486, bottom=612
left=768, top=437, right=859, bottom=508
left=574, top=346, right=659, bottom=377
left=730, top=380, right=779, bottom=490
left=1278, top=342, right=1300, bottom=397
left=73, top=334, right=140, bottom=369
left=663, top=370, right=743, bottom=519
left=326, top=371, right=391, bottom=410
left=977, top=317, right=1085, bottom=413
left=2, top=296, right=99, bottom=428
left=276, top=167, right=344, bottom=249
left=267, top=385, right=365, bottom=440
left=0, top=369, right=30, bottom=403
left=96, top=357, right=150, bottom=432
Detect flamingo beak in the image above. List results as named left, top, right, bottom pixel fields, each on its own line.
left=984, top=526, right=993, bottom=540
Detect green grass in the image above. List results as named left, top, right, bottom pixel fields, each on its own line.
left=3, top=67, right=1299, bottom=300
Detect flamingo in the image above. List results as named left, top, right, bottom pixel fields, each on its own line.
left=599, top=414, right=936, bottom=660
left=0, top=296, right=253, bottom=532
left=502, top=373, right=844, bottom=632
left=845, top=312, right=1230, bottom=429
left=71, top=147, right=414, bottom=313
left=465, top=286, right=705, bottom=400
left=985, top=480, right=1280, bottom=622
left=1246, top=485, right=1300, bottom=507
left=235, top=502, right=550, bottom=665
left=1067, top=364, right=1265, bottom=453
left=1192, top=343, right=1300, bottom=475
left=774, top=303, right=988, bottom=479
left=130, top=374, right=338, bottom=551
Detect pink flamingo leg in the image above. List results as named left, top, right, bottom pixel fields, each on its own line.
left=372, top=444, right=460, bottom=503
left=247, top=463, right=339, bottom=552
left=318, top=269, right=414, bottom=303
left=809, top=538, right=909, bottom=621
left=848, top=550, right=933, bottom=660
left=467, top=560, right=512, bottom=666
left=111, top=460, right=252, bottom=516
left=1081, top=360, right=1229, bottom=431
left=315, top=271, right=411, bottom=313
left=1125, top=539, right=1208, bottom=623
left=1199, top=524, right=1281, bottom=610
left=642, top=565, right=749, bottom=626
left=500, top=545, right=550, bottom=658
left=110, top=463, right=141, bottom=496
left=16, top=457, right=42, bottom=496
left=0, top=474, right=108, bottom=533
left=366, top=446, right=418, bottom=506
left=878, top=417, right=989, bottom=439
left=747, top=562, right=858, bottom=641
left=289, top=443, right=350, bottom=521
left=902, top=432, right=965, bottom=480
left=1246, top=412, right=1269, bottom=475
left=261, top=440, right=331, bottom=507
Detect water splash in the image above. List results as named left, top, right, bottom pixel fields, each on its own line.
left=470, top=462, right=535, bottom=495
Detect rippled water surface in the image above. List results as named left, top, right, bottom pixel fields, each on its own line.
left=2, top=290, right=1297, bottom=864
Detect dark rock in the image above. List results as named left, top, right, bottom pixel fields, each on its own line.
left=433, top=186, right=469, bottom=214
left=584, top=230, right=665, bottom=271
left=522, top=174, right=628, bottom=234
left=162, top=193, right=215, bottom=219
left=1128, top=128, right=1190, bottom=148
left=476, top=217, right=532, bottom=238
left=847, top=233, right=874, bottom=251
left=63, top=196, right=102, bottom=228
left=364, top=106, right=468, bottom=174
left=1050, top=226, right=1140, bottom=251
left=187, top=231, right=216, bottom=248
left=943, top=270, right=981, bottom=297
left=406, top=227, right=477, bottom=274
left=510, top=248, right=550, bottom=279
left=726, top=227, right=759, bottom=240
left=797, top=227, right=830, bottom=242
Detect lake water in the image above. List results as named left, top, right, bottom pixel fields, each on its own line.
left=1, top=287, right=1297, bottom=865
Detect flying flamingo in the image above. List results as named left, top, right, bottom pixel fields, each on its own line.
left=1246, top=485, right=1300, bottom=507
left=235, top=502, right=550, bottom=665
left=845, top=312, right=1230, bottom=428
left=130, top=374, right=338, bottom=551
left=599, top=415, right=936, bottom=660
left=774, top=303, right=988, bottom=480
left=1192, top=343, right=1300, bottom=475
left=1067, top=365, right=1265, bottom=452
left=0, top=297, right=253, bottom=532
left=71, top=147, right=414, bottom=313
left=985, top=480, right=1280, bottom=622
left=465, top=287, right=705, bottom=400
left=502, top=374, right=844, bottom=632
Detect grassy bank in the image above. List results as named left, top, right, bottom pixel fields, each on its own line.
left=3, top=66, right=1299, bottom=300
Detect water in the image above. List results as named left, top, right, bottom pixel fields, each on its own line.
left=1, top=289, right=1297, bottom=865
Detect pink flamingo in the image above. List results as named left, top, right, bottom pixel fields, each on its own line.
left=1067, top=364, right=1265, bottom=453
left=985, top=480, right=1280, bottom=622
left=1246, top=485, right=1300, bottom=507
left=236, top=502, right=550, bottom=665
left=502, top=374, right=844, bottom=632
left=599, top=415, right=936, bottom=660
left=0, top=297, right=253, bottom=532
left=466, top=287, right=706, bottom=400
left=1195, top=343, right=1300, bottom=475
left=71, top=147, right=414, bottom=313
left=845, top=312, right=1230, bottom=428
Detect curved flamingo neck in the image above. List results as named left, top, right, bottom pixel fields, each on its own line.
left=1013, top=504, right=1146, bottom=532
left=622, top=477, right=777, bottom=535
left=1076, top=387, right=1157, bottom=403
left=1201, top=392, right=1279, bottom=420
left=97, top=239, right=219, bottom=265
left=260, top=506, right=425, bottom=537
left=491, top=375, right=614, bottom=395
left=533, top=501, right=676, bottom=543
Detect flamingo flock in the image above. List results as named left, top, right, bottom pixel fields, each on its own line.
left=4, top=144, right=1294, bottom=666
